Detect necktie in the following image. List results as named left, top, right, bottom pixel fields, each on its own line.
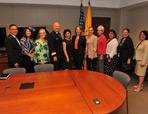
left=15, top=36, right=21, bottom=47
left=57, top=33, right=62, bottom=39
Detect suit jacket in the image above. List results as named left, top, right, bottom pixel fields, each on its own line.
left=85, top=34, right=97, bottom=58
left=97, top=34, right=107, bottom=55
left=5, top=34, right=23, bottom=67
left=72, top=35, right=86, bottom=55
left=117, top=36, right=134, bottom=63
left=47, top=30, right=63, bottom=59
left=136, top=40, right=148, bottom=65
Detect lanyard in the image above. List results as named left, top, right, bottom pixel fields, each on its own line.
left=136, top=41, right=142, bottom=49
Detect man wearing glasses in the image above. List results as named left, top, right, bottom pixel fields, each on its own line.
left=5, top=24, right=23, bottom=68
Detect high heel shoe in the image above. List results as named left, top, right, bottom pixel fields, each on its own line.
left=133, top=84, right=144, bottom=88
left=134, top=87, right=143, bottom=92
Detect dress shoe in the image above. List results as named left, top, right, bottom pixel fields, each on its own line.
left=134, top=87, right=143, bottom=92
left=133, top=84, right=144, bottom=88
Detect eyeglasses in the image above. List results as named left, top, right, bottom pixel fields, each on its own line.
left=40, top=32, right=46, bottom=34
left=10, top=29, right=18, bottom=30
left=123, top=31, right=129, bottom=33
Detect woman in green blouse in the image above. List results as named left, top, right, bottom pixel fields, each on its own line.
left=34, top=28, right=49, bottom=64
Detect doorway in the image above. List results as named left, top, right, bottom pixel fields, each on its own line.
left=92, top=17, right=111, bottom=38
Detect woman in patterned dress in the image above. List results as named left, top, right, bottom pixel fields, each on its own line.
left=34, top=28, right=50, bottom=64
left=20, top=27, right=35, bottom=73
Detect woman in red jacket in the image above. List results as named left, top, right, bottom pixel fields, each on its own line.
left=96, top=25, right=107, bottom=73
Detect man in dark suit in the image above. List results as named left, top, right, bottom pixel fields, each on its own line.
left=5, top=24, right=23, bottom=68
left=47, top=22, right=63, bottom=70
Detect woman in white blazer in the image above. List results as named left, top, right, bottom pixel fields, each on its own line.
left=134, top=30, right=148, bottom=92
left=104, top=30, right=118, bottom=76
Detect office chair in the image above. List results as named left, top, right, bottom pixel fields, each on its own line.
left=3, top=68, right=26, bottom=74
left=113, top=70, right=131, bottom=114
left=34, top=64, right=54, bottom=72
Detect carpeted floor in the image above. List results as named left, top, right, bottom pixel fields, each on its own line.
left=111, top=73, right=148, bottom=114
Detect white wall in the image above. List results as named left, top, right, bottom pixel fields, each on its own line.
left=0, top=0, right=120, bottom=8
left=0, top=5, right=79, bottom=36
left=0, top=5, right=120, bottom=37
left=118, top=8, right=129, bottom=41
left=1, top=2, right=147, bottom=48
left=0, top=0, right=147, bottom=8
left=127, top=5, right=148, bottom=47
left=118, top=3, right=148, bottom=48
left=92, top=8, right=120, bottom=35
left=120, top=0, right=148, bottom=8
left=0, top=2, right=147, bottom=49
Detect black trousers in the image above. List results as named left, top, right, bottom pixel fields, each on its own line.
left=23, top=55, right=34, bottom=73
left=73, top=50, right=84, bottom=69
left=62, top=57, right=73, bottom=70
left=52, top=58, right=63, bottom=71
left=9, top=55, right=24, bottom=68
left=87, top=56, right=97, bottom=71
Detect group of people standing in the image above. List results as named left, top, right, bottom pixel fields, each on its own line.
left=5, top=22, right=148, bottom=92
left=5, top=22, right=86, bottom=71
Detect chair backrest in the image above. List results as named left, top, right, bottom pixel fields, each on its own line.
left=113, top=71, right=131, bottom=89
left=34, top=64, right=54, bottom=73
left=3, top=68, right=26, bottom=74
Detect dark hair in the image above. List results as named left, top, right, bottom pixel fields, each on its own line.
left=139, top=30, right=148, bottom=40
left=9, top=24, right=17, bottom=29
left=123, top=28, right=130, bottom=33
left=23, top=27, right=33, bottom=39
left=63, top=29, right=71, bottom=38
left=109, top=29, right=117, bottom=38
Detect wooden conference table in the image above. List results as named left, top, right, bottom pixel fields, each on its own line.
left=0, top=70, right=126, bottom=114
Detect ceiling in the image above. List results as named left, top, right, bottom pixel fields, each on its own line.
left=0, top=0, right=147, bottom=8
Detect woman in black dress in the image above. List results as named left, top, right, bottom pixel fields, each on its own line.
left=62, top=29, right=73, bottom=70
left=117, top=28, right=134, bottom=73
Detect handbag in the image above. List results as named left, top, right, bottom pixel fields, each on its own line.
left=121, top=63, right=132, bottom=71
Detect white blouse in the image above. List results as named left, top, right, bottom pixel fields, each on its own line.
left=106, top=38, right=118, bottom=58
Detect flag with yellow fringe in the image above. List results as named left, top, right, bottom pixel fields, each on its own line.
left=83, top=0, right=92, bottom=70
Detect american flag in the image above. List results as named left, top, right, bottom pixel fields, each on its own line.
left=79, top=1, right=85, bottom=32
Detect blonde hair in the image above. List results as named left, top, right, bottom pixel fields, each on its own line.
left=97, top=25, right=105, bottom=32
left=36, top=28, right=46, bottom=39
